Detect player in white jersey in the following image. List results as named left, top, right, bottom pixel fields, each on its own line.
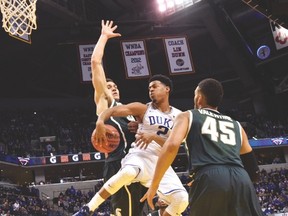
left=82, top=74, right=188, bottom=216
left=121, top=102, right=184, bottom=194
left=129, top=102, right=181, bottom=156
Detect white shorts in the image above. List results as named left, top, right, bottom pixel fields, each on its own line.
left=121, top=147, right=186, bottom=198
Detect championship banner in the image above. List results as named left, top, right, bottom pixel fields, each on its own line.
left=78, top=44, right=95, bottom=82
left=163, top=36, right=194, bottom=75
left=121, top=40, right=150, bottom=79
left=270, top=21, right=288, bottom=50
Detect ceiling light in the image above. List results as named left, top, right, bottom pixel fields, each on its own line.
left=157, top=0, right=202, bottom=15
left=159, top=4, right=167, bottom=12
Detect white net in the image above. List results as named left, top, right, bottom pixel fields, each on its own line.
left=0, top=0, right=37, bottom=36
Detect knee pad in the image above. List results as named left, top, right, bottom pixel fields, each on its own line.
left=103, top=166, right=140, bottom=195
left=165, top=190, right=189, bottom=216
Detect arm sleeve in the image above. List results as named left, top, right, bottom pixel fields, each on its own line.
left=240, top=150, right=260, bottom=182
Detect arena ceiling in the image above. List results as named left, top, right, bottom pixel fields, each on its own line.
left=0, top=0, right=287, bottom=114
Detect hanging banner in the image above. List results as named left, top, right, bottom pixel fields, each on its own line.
left=78, top=44, right=95, bottom=82
left=163, top=36, right=194, bottom=75
left=121, top=40, right=150, bottom=79
left=270, top=21, right=288, bottom=50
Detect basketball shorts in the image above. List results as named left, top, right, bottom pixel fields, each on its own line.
left=104, top=159, right=147, bottom=216
left=189, top=165, right=264, bottom=216
left=121, top=150, right=187, bottom=205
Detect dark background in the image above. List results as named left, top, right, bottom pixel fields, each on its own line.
left=0, top=0, right=288, bottom=117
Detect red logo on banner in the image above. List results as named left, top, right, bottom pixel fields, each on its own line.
left=60, top=155, right=69, bottom=163
left=82, top=153, right=91, bottom=161
left=275, top=32, right=288, bottom=44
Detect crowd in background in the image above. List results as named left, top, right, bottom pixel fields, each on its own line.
left=0, top=108, right=96, bottom=157
left=56, top=183, right=110, bottom=215
left=1, top=108, right=287, bottom=158
left=1, top=107, right=288, bottom=215
left=2, top=168, right=288, bottom=215
left=226, top=109, right=288, bottom=140
left=255, top=168, right=288, bottom=215
left=0, top=185, right=58, bottom=216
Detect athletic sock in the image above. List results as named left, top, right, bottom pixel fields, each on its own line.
left=87, top=193, right=105, bottom=211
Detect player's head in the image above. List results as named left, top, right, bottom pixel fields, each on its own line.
left=153, top=197, right=168, bottom=211
left=156, top=198, right=168, bottom=209
left=194, top=78, right=223, bottom=109
left=148, top=74, right=173, bottom=103
left=106, top=78, right=120, bottom=101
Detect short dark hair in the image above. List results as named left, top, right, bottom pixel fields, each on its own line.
left=149, top=74, right=173, bottom=92
left=106, top=78, right=114, bottom=83
left=198, top=78, right=223, bottom=107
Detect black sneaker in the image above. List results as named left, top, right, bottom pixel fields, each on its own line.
left=72, top=205, right=93, bottom=216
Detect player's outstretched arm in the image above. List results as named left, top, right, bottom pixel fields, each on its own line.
left=92, top=20, right=121, bottom=115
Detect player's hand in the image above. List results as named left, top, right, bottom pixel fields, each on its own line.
left=92, top=121, right=108, bottom=146
left=101, top=20, right=121, bottom=39
left=140, top=185, right=158, bottom=210
left=135, top=132, right=154, bottom=149
left=128, top=121, right=138, bottom=133
left=187, top=180, right=194, bottom=187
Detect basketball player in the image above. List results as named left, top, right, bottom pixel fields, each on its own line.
left=147, top=198, right=168, bottom=216
left=142, top=78, right=263, bottom=216
left=73, top=20, right=146, bottom=216
left=77, top=74, right=189, bottom=216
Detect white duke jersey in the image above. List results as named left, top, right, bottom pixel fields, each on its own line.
left=131, top=102, right=182, bottom=156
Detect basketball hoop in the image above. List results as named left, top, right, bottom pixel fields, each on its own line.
left=0, top=0, right=37, bottom=36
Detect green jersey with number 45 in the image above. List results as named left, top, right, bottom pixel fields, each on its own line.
left=186, top=108, right=244, bottom=172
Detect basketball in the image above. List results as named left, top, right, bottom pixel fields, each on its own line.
left=91, top=124, right=120, bottom=153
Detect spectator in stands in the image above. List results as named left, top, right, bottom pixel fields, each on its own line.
left=0, top=185, right=61, bottom=215
left=272, top=154, right=283, bottom=164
